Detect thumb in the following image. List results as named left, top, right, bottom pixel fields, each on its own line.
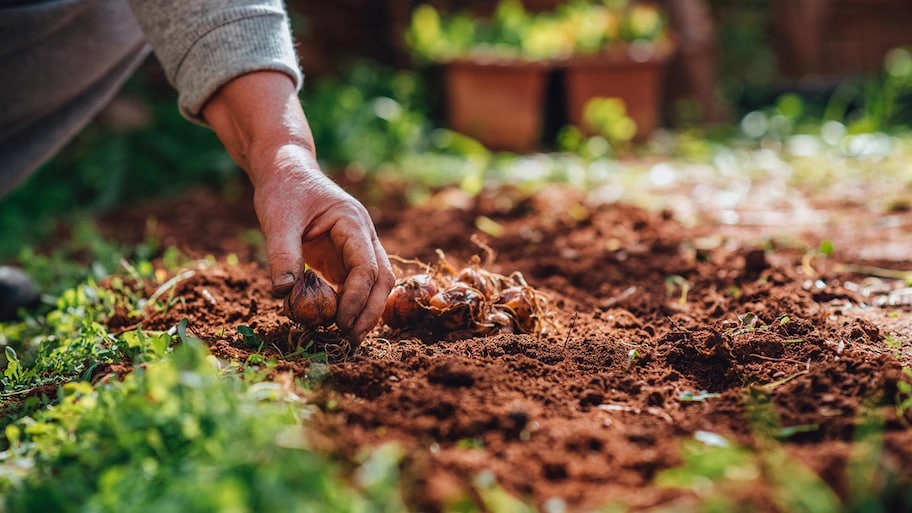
left=265, top=228, right=304, bottom=297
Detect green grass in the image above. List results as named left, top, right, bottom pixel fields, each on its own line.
left=0, top=239, right=408, bottom=512
left=1, top=338, right=407, bottom=512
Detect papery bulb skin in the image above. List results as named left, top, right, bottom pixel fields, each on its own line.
left=284, top=269, right=338, bottom=329
left=382, top=274, right=437, bottom=329
left=428, top=283, right=486, bottom=331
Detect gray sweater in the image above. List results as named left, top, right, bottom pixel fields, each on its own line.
left=0, top=0, right=303, bottom=195
left=127, top=0, right=303, bottom=122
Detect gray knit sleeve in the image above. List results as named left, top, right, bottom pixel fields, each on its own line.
left=127, top=0, right=302, bottom=123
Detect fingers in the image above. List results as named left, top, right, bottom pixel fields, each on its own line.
left=329, top=217, right=395, bottom=343
left=264, top=222, right=305, bottom=297
left=252, top=162, right=392, bottom=341
left=329, top=218, right=377, bottom=332
left=348, top=238, right=395, bottom=342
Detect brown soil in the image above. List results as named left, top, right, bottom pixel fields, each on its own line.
left=100, top=180, right=912, bottom=512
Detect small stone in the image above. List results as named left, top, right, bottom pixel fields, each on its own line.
left=0, top=267, right=39, bottom=321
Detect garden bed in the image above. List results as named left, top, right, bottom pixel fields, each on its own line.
left=96, top=172, right=912, bottom=511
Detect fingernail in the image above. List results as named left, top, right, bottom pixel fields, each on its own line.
left=272, top=273, right=296, bottom=292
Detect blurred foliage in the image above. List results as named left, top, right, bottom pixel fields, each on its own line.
left=655, top=393, right=912, bottom=513
left=829, top=47, right=912, bottom=134
left=736, top=47, right=912, bottom=144
left=558, top=96, right=637, bottom=159
left=301, top=60, right=496, bottom=201
left=304, top=61, right=434, bottom=170
left=583, top=97, right=638, bottom=143
left=14, top=219, right=160, bottom=299
left=406, top=0, right=669, bottom=62
left=709, top=0, right=778, bottom=115
left=1, top=334, right=408, bottom=512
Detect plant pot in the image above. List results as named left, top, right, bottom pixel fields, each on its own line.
left=443, top=59, right=550, bottom=152
left=562, top=44, right=673, bottom=140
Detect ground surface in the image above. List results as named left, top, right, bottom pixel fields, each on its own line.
left=101, top=173, right=912, bottom=512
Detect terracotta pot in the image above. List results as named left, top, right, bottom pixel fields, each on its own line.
left=562, top=44, right=672, bottom=140
left=443, top=59, right=550, bottom=152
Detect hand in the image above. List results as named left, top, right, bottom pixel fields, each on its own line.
left=250, top=144, right=394, bottom=343
left=202, top=71, right=394, bottom=343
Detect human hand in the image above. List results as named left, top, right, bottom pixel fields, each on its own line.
left=202, top=71, right=394, bottom=343
left=250, top=144, right=394, bottom=342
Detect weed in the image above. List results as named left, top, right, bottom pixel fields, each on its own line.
left=236, top=325, right=264, bottom=351
left=818, top=240, right=836, bottom=257
left=275, top=341, right=325, bottom=363
left=724, top=312, right=763, bottom=336
left=245, top=353, right=266, bottom=366
left=626, top=348, right=642, bottom=371
left=884, top=335, right=902, bottom=358
left=664, top=275, right=690, bottom=305
left=1, top=281, right=121, bottom=393
left=456, top=438, right=484, bottom=450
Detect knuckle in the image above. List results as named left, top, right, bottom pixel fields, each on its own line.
left=355, top=261, right=381, bottom=281
left=268, top=250, right=296, bottom=261
left=378, top=268, right=396, bottom=290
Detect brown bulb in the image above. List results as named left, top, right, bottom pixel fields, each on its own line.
left=485, top=308, right=516, bottom=334
left=455, top=267, right=494, bottom=299
left=428, top=283, right=486, bottom=330
left=382, top=274, right=437, bottom=329
left=497, top=286, right=536, bottom=333
left=284, top=269, right=338, bottom=329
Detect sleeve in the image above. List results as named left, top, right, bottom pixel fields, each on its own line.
left=127, top=0, right=303, bottom=124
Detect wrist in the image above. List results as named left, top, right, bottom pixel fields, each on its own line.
left=247, top=143, right=325, bottom=191
left=202, top=70, right=316, bottom=176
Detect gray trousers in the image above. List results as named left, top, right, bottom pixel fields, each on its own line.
left=0, top=0, right=150, bottom=197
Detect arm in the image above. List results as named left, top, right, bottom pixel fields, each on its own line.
left=125, top=0, right=394, bottom=342
left=201, top=71, right=394, bottom=342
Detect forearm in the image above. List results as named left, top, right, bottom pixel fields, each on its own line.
left=129, top=1, right=394, bottom=342
left=202, top=70, right=316, bottom=185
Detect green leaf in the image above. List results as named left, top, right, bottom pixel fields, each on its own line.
left=237, top=325, right=263, bottom=349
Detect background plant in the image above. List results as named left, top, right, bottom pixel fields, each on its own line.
left=406, top=0, right=669, bottom=63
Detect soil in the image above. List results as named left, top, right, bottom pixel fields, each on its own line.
left=99, top=177, right=912, bottom=512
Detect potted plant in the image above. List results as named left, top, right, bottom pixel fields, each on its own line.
left=557, top=1, right=674, bottom=140
left=406, top=0, right=673, bottom=151
left=407, top=1, right=567, bottom=152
